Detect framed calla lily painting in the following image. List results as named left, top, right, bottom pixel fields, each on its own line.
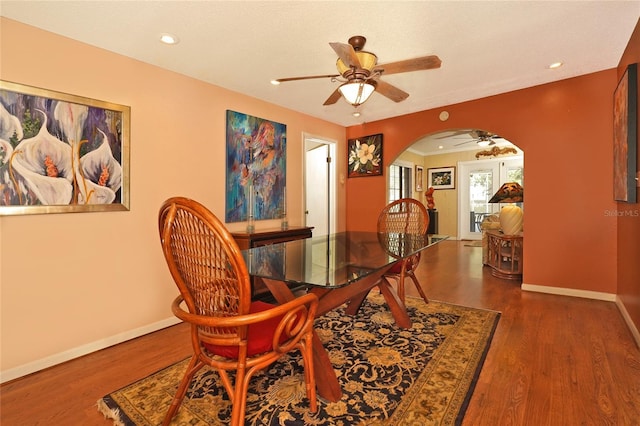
left=0, top=80, right=130, bottom=215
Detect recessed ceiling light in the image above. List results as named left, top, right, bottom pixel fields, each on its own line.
left=270, top=80, right=281, bottom=85
left=353, top=111, right=361, bottom=117
left=548, top=62, right=563, bottom=69
left=438, top=145, right=444, bottom=150
left=159, top=33, right=179, bottom=45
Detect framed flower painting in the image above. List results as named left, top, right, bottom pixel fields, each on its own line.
left=347, top=133, right=382, bottom=178
left=428, top=166, right=456, bottom=190
left=0, top=80, right=130, bottom=215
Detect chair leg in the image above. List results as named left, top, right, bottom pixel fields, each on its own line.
left=398, top=264, right=407, bottom=304
left=301, top=334, right=318, bottom=412
left=408, top=273, right=429, bottom=303
left=162, top=356, right=205, bottom=426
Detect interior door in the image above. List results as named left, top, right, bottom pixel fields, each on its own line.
left=304, top=136, right=336, bottom=236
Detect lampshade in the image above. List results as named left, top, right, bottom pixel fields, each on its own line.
left=338, top=81, right=375, bottom=106
left=489, top=182, right=524, bottom=235
left=488, top=182, right=523, bottom=203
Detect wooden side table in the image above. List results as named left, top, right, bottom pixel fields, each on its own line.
left=232, top=226, right=313, bottom=298
left=486, top=230, right=523, bottom=280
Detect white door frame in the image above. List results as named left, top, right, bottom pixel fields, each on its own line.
left=458, top=156, right=523, bottom=240
left=303, top=134, right=337, bottom=236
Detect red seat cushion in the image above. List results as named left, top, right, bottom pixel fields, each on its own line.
left=387, top=261, right=403, bottom=274
left=202, top=301, right=287, bottom=359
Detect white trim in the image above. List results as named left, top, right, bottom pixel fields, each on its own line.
left=387, top=159, right=415, bottom=202
left=0, top=316, right=181, bottom=384
left=303, top=133, right=338, bottom=235
left=521, top=283, right=617, bottom=302
left=392, top=159, right=414, bottom=168
left=616, top=296, right=640, bottom=349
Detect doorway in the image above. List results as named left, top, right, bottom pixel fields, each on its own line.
left=458, top=156, right=523, bottom=240
left=304, top=135, right=337, bottom=236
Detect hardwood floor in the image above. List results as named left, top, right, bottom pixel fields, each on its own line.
left=1, top=240, right=639, bottom=425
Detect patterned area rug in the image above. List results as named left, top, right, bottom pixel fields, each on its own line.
left=98, top=293, right=500, bottom=425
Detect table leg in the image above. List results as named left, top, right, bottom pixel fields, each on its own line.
left=307, top=271, right=411, bottom=329
left=377, top=277, right=412, bottom=328
left=259, top=278, right=342, bottom=402
left=308, top=268, right=388, bottom=316
left=344, top=290, right=370, bottom=316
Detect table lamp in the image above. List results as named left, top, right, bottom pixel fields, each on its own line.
left=488, top=182, right=524, bottom=235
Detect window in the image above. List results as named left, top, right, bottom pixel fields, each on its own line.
left=388, top=164, right=412, bottom=203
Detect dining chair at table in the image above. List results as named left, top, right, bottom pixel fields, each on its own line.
left=158, top=197, right=318, bottom=426
left=377, top=198, right=430, bottom=304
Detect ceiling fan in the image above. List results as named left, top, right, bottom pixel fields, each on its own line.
left=272, top=35, right=441, bottom=107
left=454, top=130, right=504, bottom=147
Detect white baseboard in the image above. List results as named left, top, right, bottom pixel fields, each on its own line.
left=0, top=316, right=181, bottom=384
left=521, top=283, right=617, bottom=302
left=615, top=296, right=640, bottom=349
left=522, top=283, right=640, bottom=349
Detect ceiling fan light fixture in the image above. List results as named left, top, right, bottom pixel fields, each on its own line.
left=477, top=139, right=491, bottom=147
left=338, top=81, right=375, bottom=106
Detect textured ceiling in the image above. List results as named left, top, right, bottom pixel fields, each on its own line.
left=1, top=1, right=638, bottom=153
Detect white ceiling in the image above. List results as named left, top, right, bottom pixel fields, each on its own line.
left=2, top=1, right=639, bottom=154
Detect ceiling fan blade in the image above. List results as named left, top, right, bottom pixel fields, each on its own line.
left=274, top=74, right=339, bottom=83
left=433, top=130, right=476, bottom=139
left=454, top=139, right=476, bottom=146
left=376, top=55, right=442, bottom=75
left=375, top=80, right=409, bottom=102
left=329, top=42, right=362, bottom=69
left=323, top=88, right=343, bottom=106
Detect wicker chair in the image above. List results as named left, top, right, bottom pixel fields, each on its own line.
left=158, top=197, right=318, bottom=426
left=377, top=198, right=430, bottom=304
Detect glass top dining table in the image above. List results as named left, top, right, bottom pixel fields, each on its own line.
left=241, top=230, right=447, bottom=402
left=242, top=231, right=447, bottom=289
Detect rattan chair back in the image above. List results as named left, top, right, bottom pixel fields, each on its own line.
left=377, top=198, right=430, bottom=304
left=158, top=197, right=318, bottom=426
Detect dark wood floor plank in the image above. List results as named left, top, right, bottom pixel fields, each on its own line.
left=1, top=240, right=639, bottom=425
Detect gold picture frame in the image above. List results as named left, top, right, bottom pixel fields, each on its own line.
left=0, top=80, right=130, bottom=215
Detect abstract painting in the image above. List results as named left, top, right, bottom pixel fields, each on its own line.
left=225, top=110, right=286, bottom=223
left=0, top=80, right=130, bottom=215
left=613, top=63, right=638, bottom=203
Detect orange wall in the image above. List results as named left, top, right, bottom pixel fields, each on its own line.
left=346, top=70, right=619, bottom=294
left=2, top=16, right=637, bottom=378
left=0, top=18, right=345, bottom=377
left=617, top=19, right=640, bottom=334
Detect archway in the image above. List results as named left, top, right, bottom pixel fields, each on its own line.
left=389, top=128, right=523, bottom=240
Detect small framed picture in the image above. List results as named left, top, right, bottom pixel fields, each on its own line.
left=415, top=165, right=424, bottom=191
left=427, top=166, right=455, bottom=190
